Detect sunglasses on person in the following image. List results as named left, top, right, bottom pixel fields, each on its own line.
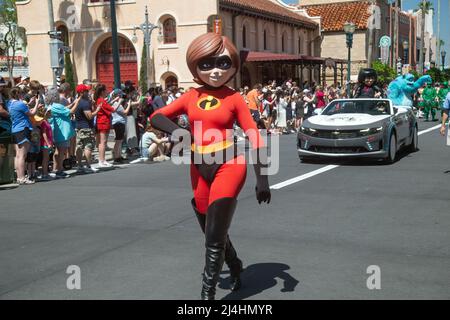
left=197, top=55, right=233, bottom=71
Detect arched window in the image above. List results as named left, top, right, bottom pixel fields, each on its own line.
left=242, top=25, right=247, bottom=48
left=264, top=30, right=268, bottom=50
left=163, top=18, right=177, bottom=44
left=282, top=33, right=286, bottom=52
left=165, top=75, right=178, bottom=89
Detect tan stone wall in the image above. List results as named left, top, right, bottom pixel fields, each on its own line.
left=17, top=0, right=218, bottom=87
left=321, top=32, right=366, bottom=62
left=16, top=0, right=319, bottom=88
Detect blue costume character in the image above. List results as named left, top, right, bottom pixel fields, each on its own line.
left=387, top=74, right=432, bottom=107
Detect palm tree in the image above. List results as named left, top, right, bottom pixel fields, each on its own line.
left=418, top=0, right=433, bottom=74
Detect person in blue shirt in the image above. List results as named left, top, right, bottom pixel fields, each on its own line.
left=7, top=87, right=40, bottom=184
left=46, top=87, right=81, bottom=178
left=440, top=92, right=450, bottom=142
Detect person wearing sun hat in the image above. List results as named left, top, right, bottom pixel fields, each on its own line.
left=74, top=83, right=101, bottom=173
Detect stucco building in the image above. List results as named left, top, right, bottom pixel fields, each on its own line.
left=16, top=0, right=341, bottom=90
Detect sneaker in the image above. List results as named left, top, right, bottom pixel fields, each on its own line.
left=164, top=156, right=171, bottom=161
left=37, top=175, right=53, bottom=182
left=153, top=155, right=165, bottom=162
left=83, top=166, right=99, bottom=174
left=17, top=178, right=35, bottom=185
left=76, top=166, right=85, bottom=174
left=98, top=161, right=113, bottom=168
left=113, top=158, right=123, bottom=165
left=55, top=171, right=70, bottom=179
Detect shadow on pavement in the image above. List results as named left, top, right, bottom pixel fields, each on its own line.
left=302, top=147, right=418, bottom=167
left=218, top=262, right=299, bottom=300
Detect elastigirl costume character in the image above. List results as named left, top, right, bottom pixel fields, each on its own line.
left=150, top=33, right=271, bottom=300
left=353, top=68, right=384, bottom=98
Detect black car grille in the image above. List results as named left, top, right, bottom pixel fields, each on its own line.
left=314, top=130, right=360, bottom=139
left=308, top=146, right=368, bottom=154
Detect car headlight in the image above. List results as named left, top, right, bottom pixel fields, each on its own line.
left=359, top=127, right=383, bottom=136
left=300, top=127, right=316, bottom=135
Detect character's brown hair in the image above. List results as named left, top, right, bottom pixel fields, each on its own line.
left=186, top=33, right=240, bottom=86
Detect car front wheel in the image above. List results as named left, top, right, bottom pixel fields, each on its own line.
left=385, top=132, right=397, bottom=164
left=407, top=126, right=418, bottom=152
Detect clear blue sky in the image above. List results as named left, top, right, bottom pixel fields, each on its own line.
left=283, top=0, right=449, bottom=64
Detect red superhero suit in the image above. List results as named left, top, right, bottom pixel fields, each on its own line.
left=150, top=33, right=271, bottom=300
left=152, top=86, right=265, bottom=213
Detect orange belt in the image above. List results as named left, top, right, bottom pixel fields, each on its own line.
left=191, top=140, right=234, bottom=154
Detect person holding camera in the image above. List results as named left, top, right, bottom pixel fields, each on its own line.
left=94, top=84, right=120, bottom=168
left=111, top=89, right=132, bottom=164
left=75, top=84, right=101, bottom=173
left=8, top=87, right=40, bottom=184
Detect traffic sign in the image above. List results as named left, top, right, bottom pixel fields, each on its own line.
left=379, top=36, right=391, bottom=48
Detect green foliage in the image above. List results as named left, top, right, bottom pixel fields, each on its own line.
left=64, top=53, right=75, bottom=92
left=442, top=68, right=450, bottom=82
left=0, top=0, right=18, bottom=24
left=0, top=0, right=22, bottom=85
left=139, top=45, right=148, bottom=94
left=418, top=1, right=433, bottom=14
left=371, top=61, right=397, bottom=86
left=425, top=67, right=442, bottom=83
left=409, top=69, right=420, bottom=80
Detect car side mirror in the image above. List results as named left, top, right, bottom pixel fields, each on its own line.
left=393, top=107, right=399, bottom=115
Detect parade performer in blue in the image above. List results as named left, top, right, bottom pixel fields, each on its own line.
left=387, top=73, right=432, bottom=107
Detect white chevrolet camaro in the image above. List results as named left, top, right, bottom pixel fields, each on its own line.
left=297, top=99, right=418, bottom=163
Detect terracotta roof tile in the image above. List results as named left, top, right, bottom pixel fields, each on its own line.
left=300, top=1, right=372, bottom=32
left=220, top=0, right=317, bottom=28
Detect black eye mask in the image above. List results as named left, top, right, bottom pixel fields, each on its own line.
left=198, top=56, right=233, bottom=71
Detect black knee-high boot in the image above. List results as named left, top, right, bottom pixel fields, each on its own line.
left=191, top=199, right=243, bottom=292
left=201, top=197, right=237, bottom=300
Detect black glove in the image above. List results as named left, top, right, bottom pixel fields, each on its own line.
left=150, top=113, right=182, bottom=135
left=252, top=147, right=271, bottom=205
left=255, top=173, right=271, bottom=204
left=150, top=113, right=191, bottom=144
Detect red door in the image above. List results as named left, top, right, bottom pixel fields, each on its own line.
left=96, top=37, right=138, bottom=91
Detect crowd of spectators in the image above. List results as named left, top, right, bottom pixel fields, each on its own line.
left=239, top=79, right=345, bottom=135
left=0, top=75, right=185, bottom=186
left=0, top=74, right=349, bottom=187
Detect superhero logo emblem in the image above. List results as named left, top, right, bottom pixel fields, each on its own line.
left=197, top=95, right=221, bottom=111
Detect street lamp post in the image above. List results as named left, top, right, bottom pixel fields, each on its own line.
left=110, top=0, right=121, bottom=89
left=344, top=22, right=355, bottom=98
left=423, top=47, right=427, bottom=73
left=402, top=40, right=409, bottom=65
left=441, top=50, right=446, bottom=71
left=47, top=0, right=58, bottom=87
left=136, top=6, right=159, bottom=88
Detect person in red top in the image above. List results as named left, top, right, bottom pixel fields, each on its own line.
left=150, top=33, right=271, bottom=300
left=93, top=84, right=119, bottom=167
left=315, top=85, right=326, bottom=109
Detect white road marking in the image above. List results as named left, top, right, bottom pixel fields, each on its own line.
left=270, top=124, right=441, bottom=190
left=418, top=124, right=441, bottom=136
left=270, top=165, right=339, bottom=190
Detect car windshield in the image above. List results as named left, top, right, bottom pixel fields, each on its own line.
left=322, top=100, right=391, bottom=116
